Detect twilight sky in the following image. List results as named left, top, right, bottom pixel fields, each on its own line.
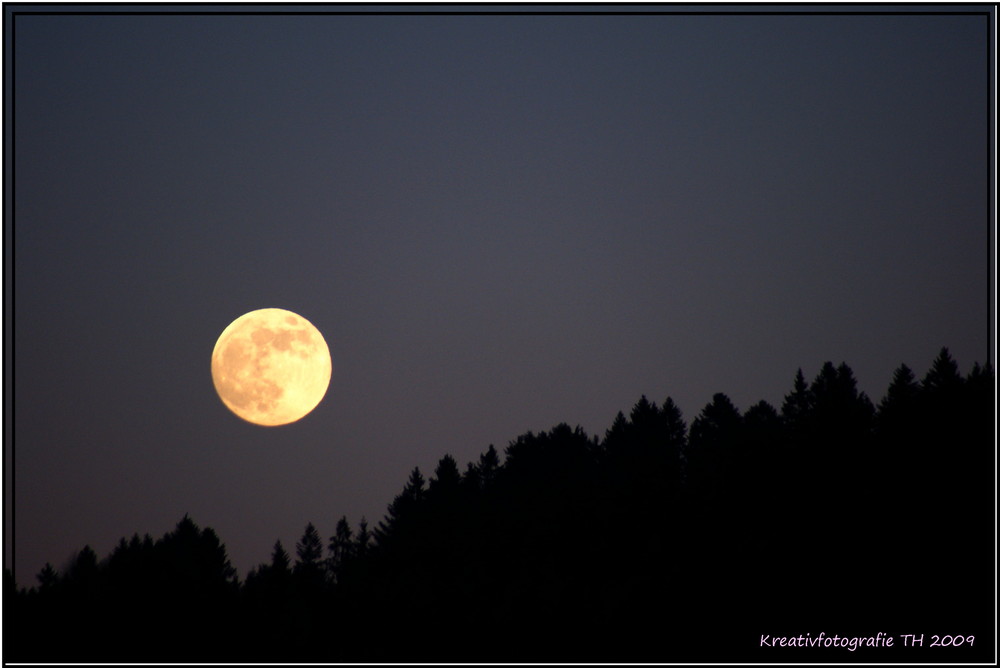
left=6, top=5, right=992, bottom=586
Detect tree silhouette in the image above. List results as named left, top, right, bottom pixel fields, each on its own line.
left=686, top=392, right=742, bottom=507
left=293, top=521, right=327, bottom=632
left=240, top=539, right=296, bottom=659
left=922, top=346, right=963, bottom=395
left=738, top=399, right=785, bottom=548
left=780, top=367, right=813, bottom=438
left=271, top=539, right=292, bottom=575
left=327, top=516, right=354, bottom=583
left=376, top=467, right=426, bottom=546
left=476, top=444, right=501, bottom=489
left=295, top=523, right=323, bottom=571
left=9, top=350, right=993, bottom=663
left=877, top=363, right=920, bottom=427
left=35, top=563, right=58, bottom=592
left=875, top=363, right=923, bottom=518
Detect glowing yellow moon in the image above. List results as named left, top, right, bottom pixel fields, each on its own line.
left=211, top=308, right=332, bottom=426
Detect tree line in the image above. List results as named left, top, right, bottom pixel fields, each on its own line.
left=6, top=348, right=993, bottom=662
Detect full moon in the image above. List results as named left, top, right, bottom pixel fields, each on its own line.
left=211, top=308, right=332, bottom=426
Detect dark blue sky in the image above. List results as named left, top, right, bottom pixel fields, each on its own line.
left=7, top=6, right=992, bottom=585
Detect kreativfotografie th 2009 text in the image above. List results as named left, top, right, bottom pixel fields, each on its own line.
left=760, top=633, right=974, bottom=651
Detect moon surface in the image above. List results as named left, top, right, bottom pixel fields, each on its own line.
left=211, top=308, right=332, bottom=426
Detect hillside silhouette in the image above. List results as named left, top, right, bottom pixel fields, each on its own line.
left=7, top=348, right=994, bottom=662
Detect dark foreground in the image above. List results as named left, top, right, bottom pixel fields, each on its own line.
left=8, top=349, right=994, bottom=662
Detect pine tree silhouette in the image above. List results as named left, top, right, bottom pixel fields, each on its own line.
left=10, top=351, right=993, bottom=663
left=327, top=516, right=354, bottom=583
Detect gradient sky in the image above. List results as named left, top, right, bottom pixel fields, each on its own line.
left=6, top=5, right=993, bottom=586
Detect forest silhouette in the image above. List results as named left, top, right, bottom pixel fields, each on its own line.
left=7, top=348, right=994, bottom=662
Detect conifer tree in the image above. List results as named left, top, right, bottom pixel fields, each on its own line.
left=328, top=517, right=354, bottom=581
left=295, top=523, right=323, bottom=572
left=602, top=411, right=630, bottom=455
left=922, top=346, right=963, bottom=395
left=376, top=467, right=426, bottom=544
left=36, top=563, right=58, bottom=592
left=660, top=396, right=687, bottom=481
left=294, top=522, right=325, bottom=593
left=429, top=454, right=462, bottom=497
left=686, top=393, right=742, bottom=510
left=355, top=518, right=371, bottom=558
left=780, top=368, right=813, bottom=440
left=477, top=444, right=501, bottom=489
left=271, top=540, right=291, bottom=573
left=877, top=363, right=920, bottom=431
left=741, top=400, right=785, bottom=514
